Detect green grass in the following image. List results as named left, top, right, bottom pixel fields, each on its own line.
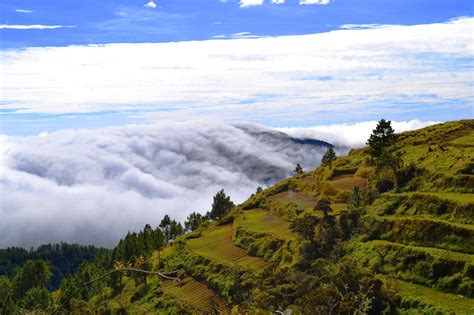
left=396, top=120, right=474, bottom=173
left=362, top=240, right=474, bottom=263
left=365, top=215, right=474, bottom=254
left=418, top=192, right=474, bottom=204
left=187, top=224, right=268, bottom=271
left=379, top=276, right=474, bottom=314
left=332, top=203, right=348, bottom=214
left=161, top=277, right=229, bottom=313
left=268, top=191, right=317, bottom=209
left=237, top=208, right=293, bottom=240
left=378, top=214, right=474, bottom=231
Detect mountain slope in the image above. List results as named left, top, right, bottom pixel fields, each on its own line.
left=45, top=120, right=474, bottom=314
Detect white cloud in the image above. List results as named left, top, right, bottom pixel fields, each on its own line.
left=339, top=23, right=387, bottom=30
left=0, top=24, right=76, bottom=29
left=0, top=122, right=332, bottom=247
left=299, top=0, right=330, bottom=5
left=144, top=1, right=157, bottom=9
left=15, top=9, right=33, bottom=14
left=240, top=0, right=264, bottom=8
left=0, top=17, right=472, bottom=123
left=279, top=120, right=439, bottom=148
left=230, top=31, right=261, bottom=38
left=272, top=0, right=285, bottom=4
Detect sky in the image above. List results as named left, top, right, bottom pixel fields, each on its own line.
left=0, top=0, right=473, bottom=135
left=0, top=0, right=473, bottom=247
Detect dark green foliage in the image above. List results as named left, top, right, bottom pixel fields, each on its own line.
left=348, top=185, right=363, bottom=210
left=12, top=259, right=52, bottom=300
left=160, top=215, right=172, bottom=243
left=376, top=178, right=394, bottom=193
left=18, top=285, right=51, bottom=311
left=228, top=266, right=254, bottom=305
left=290, top=214, right=319, bottom=241
left=395, top=162, right=424, bottom=189
left=0, top=276, right=15, bottom=315
left=367, top=119, right=401, bottom=172
left=209, top=189, right=235, bottom=220
left=322, top=147, right=337, bottom=170
left=294, top=163, right=304, bottom=175
left=0, top=243, right=108, bottom=290
left=314, top=196, right=333, bottom=216
left=170, top=220, right=184, bottom=240
left=113, top=224, right=166, bottom=263
left=184, top=212, right=205, bottom=231
left=367, top=119, right=398, bottom=158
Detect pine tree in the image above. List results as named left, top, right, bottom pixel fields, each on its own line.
left=209, top=189, right=234, bottom=220
left=159, top=215, right=172, bottom=243
left=185, top=212, right=204, bottom=231
left=366, top=119, right=401, bottom=171
left=294, top=163, right=304, bottom=175
left=348, top=185, right=363, bottom=210
left=321, top=148, right=337, bottom=170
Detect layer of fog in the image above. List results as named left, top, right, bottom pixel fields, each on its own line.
left=0, top=122, right=331, bottom=248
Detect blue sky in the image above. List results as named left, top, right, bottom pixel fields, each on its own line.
left=1, top=0, right=473, bottom=48
left=0, top=0, right=473, bottom=135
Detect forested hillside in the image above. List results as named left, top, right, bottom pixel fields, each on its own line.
left=1, top=120, right=473, bottom=314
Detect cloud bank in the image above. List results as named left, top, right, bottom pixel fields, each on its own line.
left=1, top=17, right=471, bottom=128
left=0, top=122, right=332, bottom=248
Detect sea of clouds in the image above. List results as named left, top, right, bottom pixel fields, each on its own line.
left=0, top=120, right=437, bottom=248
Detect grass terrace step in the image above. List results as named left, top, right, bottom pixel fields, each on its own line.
left=186, top=224, right=268, bottom=271
left=369, top=192, right=474, bottom=224
left=330, top=174, right=368, bottom=190
left=268, top=191, right=317, bottom=209
left=364, top=215, right=474, bottom=254
left=379, top=276, right=474, bottom=314
left=349, top=240, right=473, bottom=296
left=161, top=277, right=229, bottom=314
left=237, top=208, right=293, bottom=241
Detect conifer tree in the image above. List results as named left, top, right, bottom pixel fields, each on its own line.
left=209, top=189, right=234, bottom=220
left=321, top=148, right=337, bottom=170
left=367, top=119, right=401, bottom=171
left=294, top=163, right=304, bottom=175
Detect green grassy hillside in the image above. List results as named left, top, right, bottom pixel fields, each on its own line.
left=80, top=120, right=474, bottom=314
left=6, top=120, right=471, bottom=314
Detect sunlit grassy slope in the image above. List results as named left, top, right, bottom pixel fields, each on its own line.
left=161, top=277, right=229, bottom=313
left=187, top=224, right=269, bottom=271
left=236, top=208, right=293, bottom=240
left=81, top=120, right=473, bottom=313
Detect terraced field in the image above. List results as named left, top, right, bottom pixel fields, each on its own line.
left=187, top=224, right=268, bottom=270
left=379, top=276, right=474, bottom=314
left=237, top=208, right=293, bottom=240
left=268, top=191, right=316, bottom=209
left=330, top=174, right=367, bottom=190
left=161, top=277, right=229, bottom=314
left=353, top=189, right=474, bottom=312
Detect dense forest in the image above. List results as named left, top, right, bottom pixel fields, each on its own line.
left=1, top=119, right=473, bottom=314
